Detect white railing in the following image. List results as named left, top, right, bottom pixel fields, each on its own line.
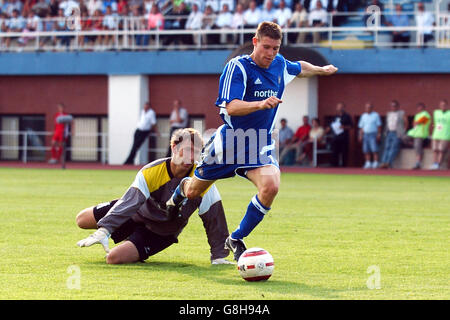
left=0, top=130, right=108, bottom=163
left=0, top=11, right=449, bottom=51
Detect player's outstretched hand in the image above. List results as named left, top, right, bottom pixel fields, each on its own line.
left=321, top=65, right=338, bottom=75
left=260, top=96, right=282, bottom=110
left=77, top=227, right=111, bottom=253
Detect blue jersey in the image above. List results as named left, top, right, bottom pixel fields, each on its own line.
left=216, top=54, right=302, bottom=133
left=195, top=54, right=301, bottom=181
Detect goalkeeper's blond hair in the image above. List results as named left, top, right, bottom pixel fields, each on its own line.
left=170, top=128, right=204, bottom=150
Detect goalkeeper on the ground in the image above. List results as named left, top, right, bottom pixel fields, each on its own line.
left=76, top=128, right=232, bottom=265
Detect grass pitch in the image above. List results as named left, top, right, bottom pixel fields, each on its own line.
left=0, top=167, right=448, bottom=300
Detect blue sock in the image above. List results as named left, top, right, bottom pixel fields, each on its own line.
left=231, top=195, right=270, bottom=240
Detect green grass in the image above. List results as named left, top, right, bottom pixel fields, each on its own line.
left=0, top=167, right=449, bottom=299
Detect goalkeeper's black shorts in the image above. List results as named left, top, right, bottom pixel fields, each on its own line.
left=93, top=200, right=178, bottom=261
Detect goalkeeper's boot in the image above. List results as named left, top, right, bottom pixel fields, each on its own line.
left=224, top=236, right=247, bottom=262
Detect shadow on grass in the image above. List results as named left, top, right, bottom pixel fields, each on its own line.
left=86, top=259, right=364, bottom=299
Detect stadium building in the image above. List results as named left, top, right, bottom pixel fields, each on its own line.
left=0, top=0, right=449, bottom=168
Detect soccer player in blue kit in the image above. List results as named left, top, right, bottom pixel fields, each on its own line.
left=166, top=21, right=338, bottom=261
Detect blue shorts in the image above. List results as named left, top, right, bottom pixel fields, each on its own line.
left=362, top=132, right=379, bottom=153
left=195, top=125, right=279, bottom=180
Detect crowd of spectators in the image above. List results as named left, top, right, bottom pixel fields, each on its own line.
left=0, top=0, right=446, bottom=49
left=278, top=99, right=449, bottom=170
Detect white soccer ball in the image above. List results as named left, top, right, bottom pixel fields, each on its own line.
left=237, top=247, right=274, bottom=281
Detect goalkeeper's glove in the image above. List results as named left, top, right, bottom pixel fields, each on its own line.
left=77, top=227, right=111, bottom=253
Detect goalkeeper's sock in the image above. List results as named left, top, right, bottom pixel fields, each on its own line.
left=231, top=195, right=270, bottom=240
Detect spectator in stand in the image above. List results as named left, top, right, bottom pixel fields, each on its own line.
left=430, top=99, right=449, bottom=170
left=87, top=0, right=103, bottom=16
left=102, top=0, right=118, bottom=14
left=308, top=0, right=328, bottom=44
left=220, top=0, right=235, bottom=12
left=288, top=2, right=308, bottom=43
left=143, top=0, right=158, bottom=15
left=128, top=0, right=142, bottom=12
left=91, top=8, right=104, bottom=47
left=274, top=0, right=292, bottom=28
left=117, top=0, right=128, bottom=15
left=358, top=102, right=382, bottom=169
left=306, top=0, right=327, bottom=12
left=387, top=4, right=410, bottom=48
left=55, top=7, right=71, bottom=48
left=327, top=0, right=347, bottom=27
left=0, top=13, right=8, bottom=49
left=186, top=2, right=203, bottom=45
left=163, top=1, right=190, bottom=46
left=78, top=9, right=95, bottom=49
left=202, top=4, right=218, bottom=44
left=124, top=102, right=158, bottom=165
left=232, top=2, right=245, bottom=29
left=18, top=9, right=42, bottom=47
left=130, top=6, right=146, bottom=48
left=379, top=100, right=407, bottom=169
left=5, top=9, right=24, bottom=49
left=326, top=102, right=353, bottom=167
left=279, top=115, right=311, bottom=165
left=296, top=117, right=325, bottom=166
left=48, top=0, right=59, bottom=16
left=243, top=0, right=261, bottom=29
left=205, top=0, right=221, bottom=13
left=215, top=3, right=234, bottom=44
left=261, top=0, right=276, bottom=23
left=166, top=98, right=189, bottom=157
left=277, top=118, right=294, bottom=155
left=59, top=0, right=80, bottom=17
left=147, top=4, right=164, bottom=44
left=39, top=11, right=56, bottom=48
left=404, top=103, right=431, bottom=170
left=102, top=5, right=119, bottom=47
left=415, top=2, right=435, bottom=48
left=32, top=0, right=50, bottom=17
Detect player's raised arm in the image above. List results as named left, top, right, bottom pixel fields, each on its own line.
left=297, top=61, right=338, bottom=78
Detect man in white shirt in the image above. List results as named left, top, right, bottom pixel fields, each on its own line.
left=215, top=3, right=233, bottom=43
left=260, top=0, right=276, bottom=23
left=243, top=0, right=262, bottom=28
left=186, top=2, right=203, bottom=44
left=166, top=99, right=189, bottom=156
left=124, top=102, right=158, bottom=165
left=274, top=0, right=292, bottom=27
left=308, top=0, right=328, bottom=43
left=415, top=2, right=435, bottom=47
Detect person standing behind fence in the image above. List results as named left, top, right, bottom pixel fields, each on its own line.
left=358, top=102, right=382, bottom=169
left=124, top=102, right=158, bottom=165
left=327, top=102, right=353, bottom=167
left=429, top=99, right=449, bottom=170
left=379, top=100, right=407, bottom=169
left=405, top=102, right=431, bottom=170
left=48, top=103, right=69, bottom=164
left=166, top=99, right=189, bottom=157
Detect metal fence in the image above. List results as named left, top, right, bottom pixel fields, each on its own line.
left=0, top=130, right=108, bottom=163
left=0, top=11, right=449, bottom=52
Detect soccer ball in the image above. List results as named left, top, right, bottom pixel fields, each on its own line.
left=237, top=248, right=274, bottom=281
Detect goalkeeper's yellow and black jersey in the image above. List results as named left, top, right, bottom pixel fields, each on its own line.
left=97, top=157, right=229, bottom=259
